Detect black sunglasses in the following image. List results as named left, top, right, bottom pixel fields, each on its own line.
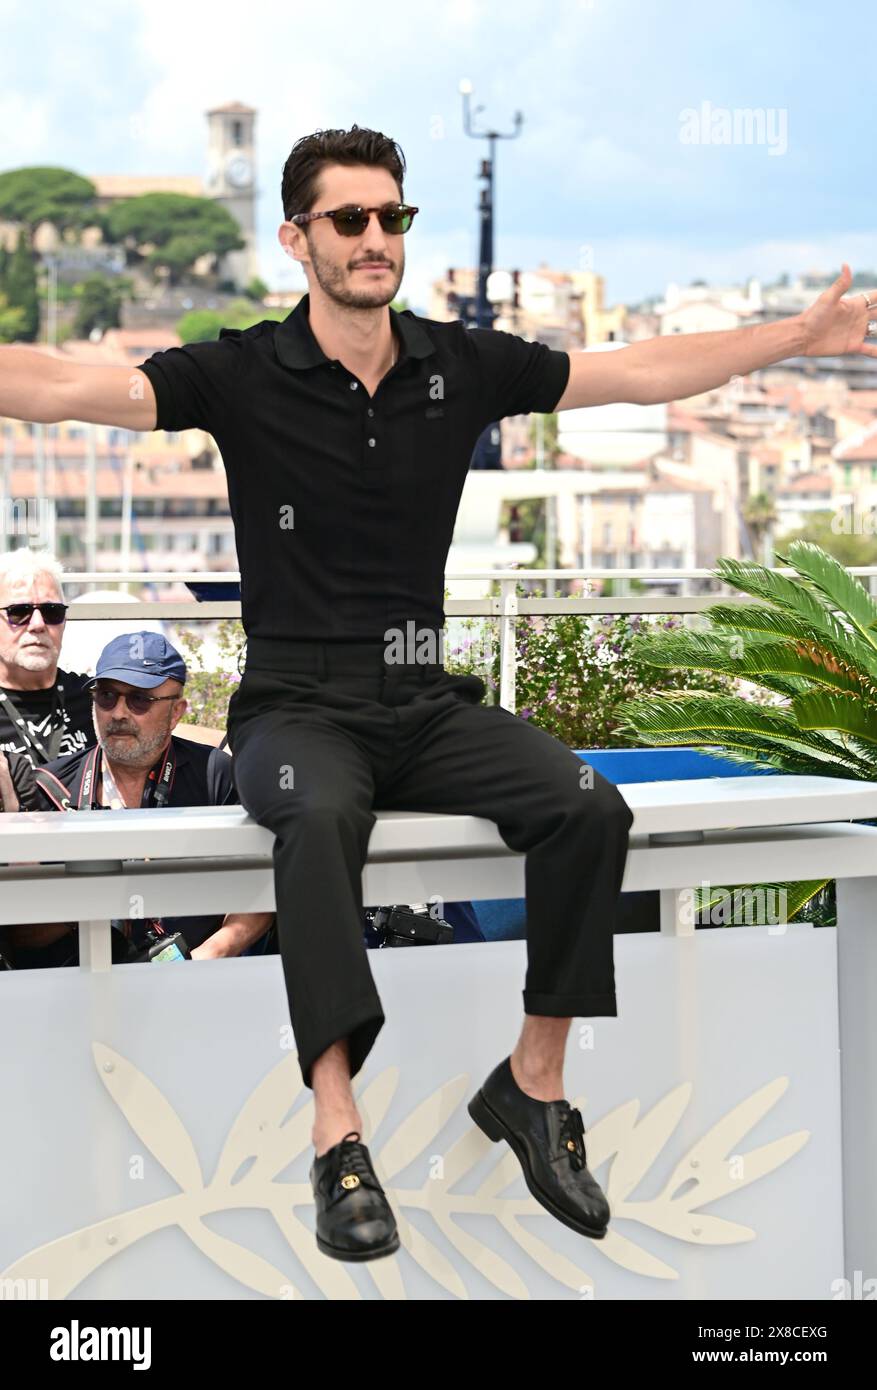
left=289, top=203, right=419, bottom=237
left=1, top=602, right=68, bottom=627
left=91, top=685, right=181, bottom=716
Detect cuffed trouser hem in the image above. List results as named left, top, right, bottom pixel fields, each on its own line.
left=297, top=997, right=386, bottom=1092
left=522, top=990, right=617, bottom=1018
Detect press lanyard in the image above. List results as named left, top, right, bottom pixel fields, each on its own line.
left=87, top=740, right=177, bottom=944
left=0, top=682, right=68, bottom=763
left=78, top=741, right=177, bottom=810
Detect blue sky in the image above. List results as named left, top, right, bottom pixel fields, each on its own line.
left=2, top=0, right=875, bottom=314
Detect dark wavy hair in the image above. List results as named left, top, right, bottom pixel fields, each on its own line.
left=281, top=124, right=406, bottom=222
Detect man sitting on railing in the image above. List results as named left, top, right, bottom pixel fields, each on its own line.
left=0, top=630, right=273, bottom=969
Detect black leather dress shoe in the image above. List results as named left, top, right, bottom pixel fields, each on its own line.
left=468, top=1056, right=610, bottom=1239
left=309, top=1130, right=400, bottom=1262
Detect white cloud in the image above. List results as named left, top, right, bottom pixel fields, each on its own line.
left=0, top=92, right=53, bottom=162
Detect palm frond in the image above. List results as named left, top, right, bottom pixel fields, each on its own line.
left=631, top=633, right=870, bottom=698
left=738, top=675, right=806, bottom=699
left=780, top=540, right=877, bottom=653
left=792, top=690, right=877, bottom=745
left=705, top=602, right=877, bottom=683
left=706, top=583, right=877, bottom=681
left=694, top=879, right=830, bottom=923
left=617, top=695, right=874, bottom=776
left=713, top=556, right=844, bottom=627
left=703, top=742, right=852, bottom=777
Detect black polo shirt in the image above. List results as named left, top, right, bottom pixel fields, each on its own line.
left=136, top=295, right=570, bottom=643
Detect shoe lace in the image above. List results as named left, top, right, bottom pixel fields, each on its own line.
left=323, top=1130, right=384, bottom=1200
left=558, top=1105, right=588, bottom=1171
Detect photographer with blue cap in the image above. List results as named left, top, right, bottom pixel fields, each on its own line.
left=0, top=631, right=273, bottom=969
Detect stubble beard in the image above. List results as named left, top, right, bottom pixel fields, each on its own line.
left=308, top=237, right=404, bottom=310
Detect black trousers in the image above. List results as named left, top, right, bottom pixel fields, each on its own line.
left=227, top=638, right=635, bottom=1090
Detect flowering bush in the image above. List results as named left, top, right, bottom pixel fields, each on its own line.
left=172, top=619, right=246, bottom=729
left=442, top=593, right=733, bottom=748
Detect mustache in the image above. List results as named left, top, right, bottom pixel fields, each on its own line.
left=105, top=723, right=139, bottom=736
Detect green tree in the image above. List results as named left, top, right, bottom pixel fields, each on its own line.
left=71, top=273, right=132, bottom=337
left=779, top=510, right=877, bottom=567
left=0, top=167, right=99, bottom=239
left=176, top=309, right=226, bottom=342
left=742, top=491, right=777, bottom=562
left=244, top=275, right=269, bottom=301
left=527, top=412, right=559, bottom=466
left=104, top=194, right=244, bottom=284
left=176, top=301, right=282, bottom=342
left=0, top=290, right=26, bottom=342
left=5, top=230, right=39, bottom=341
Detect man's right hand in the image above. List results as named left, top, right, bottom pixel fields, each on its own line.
left=0, top=345, right=158, bottom=429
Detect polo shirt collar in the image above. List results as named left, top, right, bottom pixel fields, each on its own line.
left=274, top=291, right=435, bottom=371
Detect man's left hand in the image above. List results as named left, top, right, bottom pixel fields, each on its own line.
left=0, top=752, right=19, bottom=813
left=799, top=263, right=877, bottom=358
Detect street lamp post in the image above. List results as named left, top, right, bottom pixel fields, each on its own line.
left=458, top=79, right=523, bottom=470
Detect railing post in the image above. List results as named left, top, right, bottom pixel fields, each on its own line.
left=498, top=577, right=518, bottom=713
left=78, top=920, right=113, bottom=972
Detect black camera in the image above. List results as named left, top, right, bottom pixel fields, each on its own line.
left=364, top=904, right=454, bottom=947
left=123, top=927, right=191, bottom=964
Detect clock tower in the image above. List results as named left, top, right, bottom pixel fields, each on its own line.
left=205, top=100, right=259, bottom=290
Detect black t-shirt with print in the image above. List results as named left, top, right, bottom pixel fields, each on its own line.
left=0, top=670, right=94, bottom=766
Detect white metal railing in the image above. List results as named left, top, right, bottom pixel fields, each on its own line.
left=54, top=565, right=877, bottom=716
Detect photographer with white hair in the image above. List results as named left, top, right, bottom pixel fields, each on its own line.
left=0, top=547, right=93, bottom=808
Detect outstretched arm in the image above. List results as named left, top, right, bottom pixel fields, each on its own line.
left=0, top=345, right=158, bottom=428
left=555, top=263, right=877, bottom=410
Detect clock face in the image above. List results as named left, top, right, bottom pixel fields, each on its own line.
left=225, top=155, right=253, bottom=189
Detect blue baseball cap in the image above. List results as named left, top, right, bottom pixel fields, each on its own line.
left=92, top=631, right=187, bottom=690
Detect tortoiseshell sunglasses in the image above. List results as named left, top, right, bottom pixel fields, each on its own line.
left=288, top=203, right=419, bottom=237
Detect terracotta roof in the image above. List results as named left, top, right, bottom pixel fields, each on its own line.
left=835, top=406, right=875, bottom=426
left=90, top=174, right=204, bottom=198
left=531, top=267, right=573, bottom=284
left=6, top=437, right=201, bottom=463
left=107, top=328, right=184, bottom=349
left=693, top=430, right=740, bottom=450
left=667, top=403, right=712, bottom=434
left=645, top=470, right=713, bottom=493
left=9, top=468, right=229, bottom=499
left=833, top=421, right=877, bottom=461
left=23, top=334, right=183, bottom=366
left=778, top=472, right=834, bottom=495
left=206, top=100, right=256, bottom=115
